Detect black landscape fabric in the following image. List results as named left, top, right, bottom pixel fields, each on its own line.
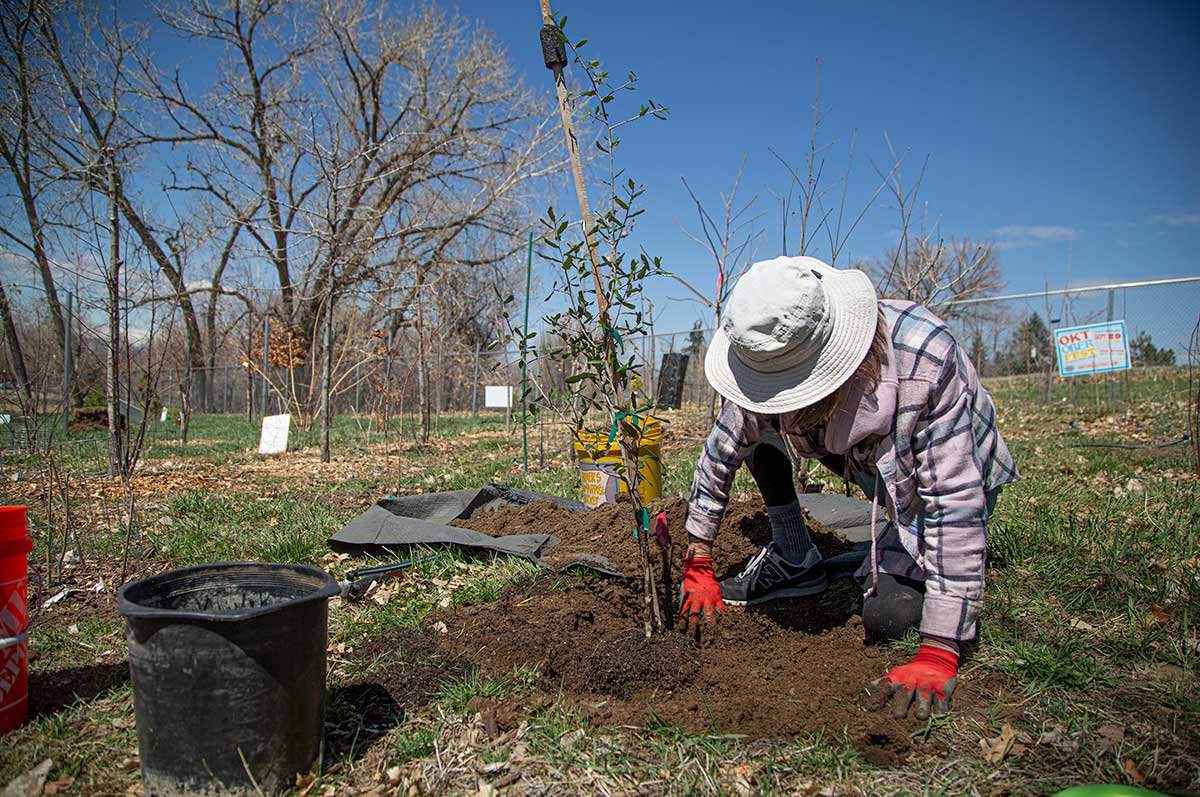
left=328, top=483, right=872, bottom=578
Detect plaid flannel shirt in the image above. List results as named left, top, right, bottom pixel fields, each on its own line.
left=686, top=300, right=1019, bottom=641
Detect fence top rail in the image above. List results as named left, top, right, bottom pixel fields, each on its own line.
left=945, top=275, right=1200, bottom=307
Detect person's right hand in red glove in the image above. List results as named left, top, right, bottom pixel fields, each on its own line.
left=680, top=537, right=724, bottom=630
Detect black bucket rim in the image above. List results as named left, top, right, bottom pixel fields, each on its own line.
left=118, top=561, right=339, bottom=623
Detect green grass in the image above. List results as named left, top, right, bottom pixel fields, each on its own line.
left=154, top=489, right=344, bottom=566
left=434, top=664, right=541, bottom=714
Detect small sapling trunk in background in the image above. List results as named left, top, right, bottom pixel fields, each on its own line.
left=500, top=5, right=669, bottom=636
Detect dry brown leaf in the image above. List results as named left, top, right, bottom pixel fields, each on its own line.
left=43, top=776, right=76, bottom=796
left=3, top=759, right=53, bottom=797
left=1123, top=759, right=1145, bottom=785
left=728, top=763, right=755, bottom=797
left=1149, top=602, right=1176, bottom=624
left=365, top=581, right=392, bottom=607
left=1096, top=723, right=1126, bottom=755
left=980, top=722, right=1017, bottom=763
left=1068, top=618, right=1096, bottom=631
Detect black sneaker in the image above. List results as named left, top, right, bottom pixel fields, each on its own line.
left=720, top=543, right=828, bottom=606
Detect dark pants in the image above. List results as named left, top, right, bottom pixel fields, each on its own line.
left=745, top=442, right=924, bottom=643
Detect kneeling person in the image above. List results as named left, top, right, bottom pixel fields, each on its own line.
left=680, top=256, right=1018, bottom=719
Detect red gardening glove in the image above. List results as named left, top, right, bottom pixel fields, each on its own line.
left=680, top=557, right=724, bottom=628
left=874, top=643, right=958, bottom=719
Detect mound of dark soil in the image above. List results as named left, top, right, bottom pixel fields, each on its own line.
left=441, top=573, right=934, bottom=765
left=68, top=406, right=120, bottom=433
left=438, top=495, right=965, bottom=765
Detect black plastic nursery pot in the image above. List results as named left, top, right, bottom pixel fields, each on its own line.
left=118, top=562, right=340, bottom=796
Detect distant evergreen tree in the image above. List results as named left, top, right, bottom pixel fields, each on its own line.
left=686, top=320, right=707, bottom=356
left=1129, top=332, right=1176, bottom=366
left=1002, top=313, right=1052, bottom=374
left=969, top=331, right=988, bottom=375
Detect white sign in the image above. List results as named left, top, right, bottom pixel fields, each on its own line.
left=1054, top=320, right=1130, bottom=377
left=258, top=413, right=291, bottom=455
left=160, top=407, right=168, bottom=423
left=484, top=386, right=513, bottom=409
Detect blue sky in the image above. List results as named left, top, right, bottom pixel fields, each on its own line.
left=454, top=0, right=1200, bottom=333
left=20, top=0, right=1195, bottom=342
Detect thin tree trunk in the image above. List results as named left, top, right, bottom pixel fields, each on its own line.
left=106, top=156, right=123, bottom=478
left=417, top=300, right=429, bottom=444
left=434, top=337, right=442, bottom=437
left=320, top=296, right=334, bottom=463
left=179, top=332, right=193, bottom=446
left=178, top=371, right=192, bottom=445
left=0, top=282, right=32, bottom=409
left=245, top=315, right=254, bottom=422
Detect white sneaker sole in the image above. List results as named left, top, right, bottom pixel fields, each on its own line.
left=722, top=576, right=830, bottom=607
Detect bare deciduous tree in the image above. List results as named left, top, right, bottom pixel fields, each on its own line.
left=0, top=0, right=75, bottom=402
left=859, top=151, right=1004, bottom=320
left=145, top=0, right=559, bottom=427
left=673, top=156, right=763, bottom=419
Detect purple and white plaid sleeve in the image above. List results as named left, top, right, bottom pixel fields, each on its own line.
left=684, top=401, right=764, bottom=541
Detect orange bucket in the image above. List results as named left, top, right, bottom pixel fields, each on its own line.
left=0, top=505, right=31, bottom=735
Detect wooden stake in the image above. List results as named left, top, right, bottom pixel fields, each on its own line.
left=536, top=3, right=661, bottom=635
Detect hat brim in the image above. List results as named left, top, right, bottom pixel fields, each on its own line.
left=704, top=265, right=878, bottom=414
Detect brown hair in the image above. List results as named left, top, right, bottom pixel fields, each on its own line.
left=787, top=309, right=890, bottom=429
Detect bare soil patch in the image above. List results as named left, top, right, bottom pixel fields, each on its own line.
left=455, top=495, right=855, bottom=579
left=439, top=496, right=963, bottom=765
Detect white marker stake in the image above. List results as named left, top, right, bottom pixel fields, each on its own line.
left=483, top=385, right=512, bottom=409
left=258, top=413, right=291, bottom=455
left=484, top=386, right=513, bottom=434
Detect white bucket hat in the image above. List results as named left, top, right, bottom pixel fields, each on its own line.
left=704, top=255, right=878, bottom=414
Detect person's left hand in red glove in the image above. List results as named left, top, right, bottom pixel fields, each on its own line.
left=680, top=536, right=724, bottom=631
left=872, top=639, right=958, bottom=719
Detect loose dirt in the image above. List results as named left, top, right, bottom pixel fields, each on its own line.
left=454, top=495, right=856, bottom=579
left=440, top=496, right=963, bottom=765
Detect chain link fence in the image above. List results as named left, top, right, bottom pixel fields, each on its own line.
left=5, top=277, right=1197, bottom=462
left=940, top=278, right=1199, bottom=426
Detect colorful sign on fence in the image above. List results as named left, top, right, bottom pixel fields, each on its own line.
left=1054, top=320, right=1130, bottom=377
